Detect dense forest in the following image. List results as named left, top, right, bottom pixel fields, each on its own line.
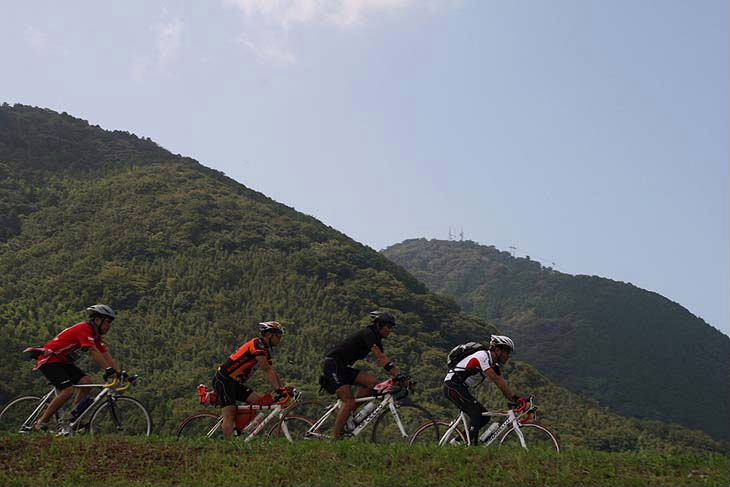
left=0, top=104, right=725, bottom=453
left=383, top=238, right=730, bottom=441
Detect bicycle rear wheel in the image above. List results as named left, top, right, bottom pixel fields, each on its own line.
left=88, top=397, right=152, bottom=436
left=409, top=420, right=452, bottom=445
left=0, top=396, right=45, bottom=433
left=371, top=403, right=436, bottom=443
left=499, top=422, right=560, bottom=452
left=175, top=412, right=223, bottom=439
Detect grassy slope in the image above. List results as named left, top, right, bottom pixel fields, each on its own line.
left=0, top=435, right=727, bottom=487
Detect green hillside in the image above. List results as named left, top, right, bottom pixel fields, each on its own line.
left=382, top=238, right=730, bottom=440
left=0, top=104, right=725, bottom=455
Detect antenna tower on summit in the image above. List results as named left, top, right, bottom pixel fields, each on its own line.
left=448, top=227, right=453, bottom=241
left=459, top=228, right=464, bottom=241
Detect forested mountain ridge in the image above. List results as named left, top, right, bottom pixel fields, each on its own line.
left=0, top=104, right=725, bottom=453
left=382, top=238, right=730, bottom=440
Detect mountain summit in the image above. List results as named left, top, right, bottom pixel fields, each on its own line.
left=383, top=238, right=730, bottom=440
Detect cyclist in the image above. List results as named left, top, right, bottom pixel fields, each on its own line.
left=320, top=311, right=407, bottom=439
left=213, top=321, right=286, bottom=439
left=27, top=304, right=121, bottom=431
left=443, top=335, right=528, bottom=445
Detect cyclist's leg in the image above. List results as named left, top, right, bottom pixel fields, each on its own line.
left=213, top=371, right=239, bottom=439
left=35, top=364, right=78, bottom=428
left=353, top=370, right=378, bottom=398
left=70, top=367, right=91, bottom=406
left=443, top=381, right=487, bottom=445
left=332, top=384, right=355, bottom=438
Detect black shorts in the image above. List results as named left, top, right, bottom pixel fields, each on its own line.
left=213, top=371, right=254, bottom=407
left=320, top=358, right=360, bottom=393
left=39, top=363, right=86, bottom=390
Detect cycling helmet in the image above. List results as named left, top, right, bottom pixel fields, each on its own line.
left=369, top=311, right=396, bottom=327
left=259, top=321, right=284, bottom=335
left=489, top=335, right=514, bottom=352
left=86, top=304, right=117, bottom=320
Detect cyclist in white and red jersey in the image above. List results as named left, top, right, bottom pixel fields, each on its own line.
left=443, top=335, right=528, bottom=445
left=26, top=304, right=121, bottom=431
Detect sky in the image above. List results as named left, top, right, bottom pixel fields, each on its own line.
left=2, top=0, right=727, bottom=334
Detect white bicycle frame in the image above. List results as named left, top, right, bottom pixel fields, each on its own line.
left=438, top=403, right=530, bottom=448
left=202, top=402, right=293, bottom=441
left=305, top=392, right=406, bottom=439
left=20, top=378, right=130, bottom=435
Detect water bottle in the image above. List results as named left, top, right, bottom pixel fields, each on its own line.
left=242, top=412, right=265, bottom=434
left=70, top=397, right=93, bottom=421
left=479, top=422, right=500, bottom=442
left=353, top=401, right=377, bottom=424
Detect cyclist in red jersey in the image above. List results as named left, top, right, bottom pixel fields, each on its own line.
left=27, top=304, right=121, bottom=431
left=212, top=321, right=286, bottom=439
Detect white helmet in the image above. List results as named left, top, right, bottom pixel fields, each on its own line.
left=259, top=321, right=284, bottom=335
left=86, top=304, right=117, bottom=320
left=489, top=335, right=514, bottom=352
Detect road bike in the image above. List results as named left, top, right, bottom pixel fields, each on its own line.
left=409, top=395, right=560, bottom=452
left=0, top=371, right=152, bottom=436
left=175, top=385, right=313, bottom=441
left=279, top=378, right=438, bottom=443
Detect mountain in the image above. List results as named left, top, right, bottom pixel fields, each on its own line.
left=382, top=238, right=730, bottom=440
left=0, top=104, right=725, bottom=453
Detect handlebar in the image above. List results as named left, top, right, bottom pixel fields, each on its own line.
left=103, top=371, right=139, bottom=392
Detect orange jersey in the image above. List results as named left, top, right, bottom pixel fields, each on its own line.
left=218, top=338, right=271, bottom=381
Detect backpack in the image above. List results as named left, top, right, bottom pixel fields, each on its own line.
left=446, top=341, right=489, bottom=370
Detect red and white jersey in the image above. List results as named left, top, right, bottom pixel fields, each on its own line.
left=34, top=322, right=108, bottom=369
left=444, top=349, right=495, bottom=387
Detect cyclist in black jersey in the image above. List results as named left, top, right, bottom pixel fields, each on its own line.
left=320, top=311, right=405, bottom=439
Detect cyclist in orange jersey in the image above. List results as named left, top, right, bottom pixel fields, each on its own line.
left=212, top=321, right=285, bottom=439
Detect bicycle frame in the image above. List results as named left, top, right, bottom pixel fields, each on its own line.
left=17, top=377, right=132, bottom=435
left=305, top=392, right=404, bottom=439
left=200, top=403, right=286, bottom=441
left=437, top=397, right=538, bottom=448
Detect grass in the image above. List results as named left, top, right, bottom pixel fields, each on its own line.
left=0, top=434, right=727, bottom=487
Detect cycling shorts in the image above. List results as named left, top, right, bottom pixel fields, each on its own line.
left=213, top=371, right=254, bottom=407
left=321, top=357, right=360, bottom=393
left=39, top=363, right=86, bottom=390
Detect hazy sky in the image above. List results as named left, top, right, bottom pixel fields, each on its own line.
left=2, top=1, right=727, bottom=334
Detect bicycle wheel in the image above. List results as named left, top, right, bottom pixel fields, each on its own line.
left=88, top=397, right=152, bottom=436
left=267, top=415, right=315, bottom=441
left=175, top=412, right=223, bottom=439
left=0, top=396, right=45, bottom=433
left=409, top=420, right=456, bottom=445
left=499, top=422, right=560, bottom=452
left=371, top=403, right=436, bottom=443
left=278, top=400, right=332, bottom=440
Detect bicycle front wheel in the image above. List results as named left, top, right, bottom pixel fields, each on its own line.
left=371, top=403, right=436, bottom=443
left=409, top=420, right=453, bottom=445
left=267, top=415, right=315, bottom=441
left=175, top=412, right=223, bottom=439
left=499, top=422, right=560, bottom=452
left=0, top=396, right=45, bottom=433
left=88, top=397, right=152, bottom=436
left=277, top=400, right=331, bottom=440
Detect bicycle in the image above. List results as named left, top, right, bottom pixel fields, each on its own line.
left=409, top=395, right=560, bottom=452
left=175, top=385, right=313, bottom=441
left=0, top=371, right=152, bottom=436
left=279, top=377, right=438, bottom=443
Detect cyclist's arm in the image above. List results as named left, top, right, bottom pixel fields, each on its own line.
left=256, top=355, right=283, bottom=389
left=371, top=345, right=402, bottom=378
left=485, top=367, right=518, bottom=402
left=89, top=347, right=117, bottom=373
left=102, top=350, right=120, bottom=372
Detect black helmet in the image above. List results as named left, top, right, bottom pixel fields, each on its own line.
left=369, top=311, right=396, bottom=327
